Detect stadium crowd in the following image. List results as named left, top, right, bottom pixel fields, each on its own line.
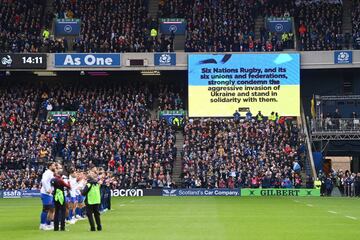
left=181, top=116, right=305, bottom=189
left=0, top=0, right=46, bottom=53
left=296, top=0, right=344, bottom=51
left=352, top=0, right=360, bottom=49
left=0, top=0, right=356, bottom=53
left=54, top=0, right=174, bottom=52
left=318, top=169, right=360, bottom=197
left=0, top=79, right=177, bottom=190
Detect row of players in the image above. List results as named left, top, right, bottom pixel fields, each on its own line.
left=40, top=162, right=107, bottom=231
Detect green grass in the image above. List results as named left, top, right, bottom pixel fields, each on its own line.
left=0, top=197, right=359, bottom=240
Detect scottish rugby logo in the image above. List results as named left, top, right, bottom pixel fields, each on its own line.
left=162, top=189, right=177, bottom=196
left=1, top=55, right=12, bottom=65
left=159, top=54, right=171, bottom=65
left=337, top=52, right=349, bottom=62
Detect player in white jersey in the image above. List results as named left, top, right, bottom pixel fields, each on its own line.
left=75, top=171, right=87, bottom=219
left=39, top=162, right=55, bottom=230
left=68, top=168, right=79, bottom=224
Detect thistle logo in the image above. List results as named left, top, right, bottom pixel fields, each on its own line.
left=162, top=189, right=177, bottom=197
left=159, top=54, right=171, bottom=65
left=337, top=52, right=349, bottom=62
left=111, top=189, right=144, bottom=197
left=335, top=51, right=352, bottom=64
left=1, top=55, right=12, bottom=66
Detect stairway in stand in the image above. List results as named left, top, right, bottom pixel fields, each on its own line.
left=172, top=132, right=184, bottom=186
left=342, top=0, right=353, bottom=49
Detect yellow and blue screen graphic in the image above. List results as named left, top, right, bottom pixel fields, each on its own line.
left=188, top=53, right=300, bottom=117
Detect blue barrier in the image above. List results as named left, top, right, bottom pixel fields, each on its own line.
left=162, top=188, right=240, bottom=196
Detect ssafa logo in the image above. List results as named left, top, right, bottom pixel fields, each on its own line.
left=163, top=189, right=177, bottom=196
left=64, top=25, right=73, bottom=33
left=275, top=23, right=284, bottom=32
left=111, top=189, right=144, bottom=197
left=159, top=54, right=171, bottom=65
left=337, top=51, right=349, bottom=62
left=3, top=190, right=21, bottom=198
left=1, top=55, right=12, bottom=65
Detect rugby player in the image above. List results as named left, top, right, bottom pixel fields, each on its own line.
left=39, top=162, right=55, bottom=230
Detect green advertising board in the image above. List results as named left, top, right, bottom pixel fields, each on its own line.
left=241, top=188, right=320, bottom=197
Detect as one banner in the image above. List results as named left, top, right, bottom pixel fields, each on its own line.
left=160, top=18, right=186, bottom=35
left=334, top=51, right=352, bottom=64
left=154, top=53, right=176, bottom=66
left=55, top=18, right=81, bottom=36
left=266, top=17, right=292, bottom=33
left=241, top=188, right=320, bottom=197
left=54, top=53, right=121, bottom=67
left=188, top=53, right=300, bottom=117
left=162, top=188, right=240, bottom=197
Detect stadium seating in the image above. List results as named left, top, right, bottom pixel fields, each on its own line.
left=352, top=0, right=360, bottom=49
left=0, top=0, right=46, bottom=53
left=54, top=0, right=174, bottom=52
left=0, top=79, right=177, bottom=190
left=296, top=0, right=343, bottom=51
left=181, top=117, right=303, bottom=188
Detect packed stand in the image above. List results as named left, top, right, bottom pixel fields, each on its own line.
left=0, top=79, right=177, bottom=190
left=182, top=116, right=304, bottom=189
left=296, top=0, right=343, bottom=51
left=159, top=0, right=295, bottom=52
left=54, top=0, right=171, bottom=52
left=0, top=81, right=57, bottom=174
left=157, top=83, right=184, bottom=111
left=352, top=0, right=360, bottom=49
left=260, top=0, right=295, bottom=49
left=0, top=0, right=46, bottom=53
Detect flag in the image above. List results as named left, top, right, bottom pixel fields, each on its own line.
left=311, top=95, right=316, bottom=119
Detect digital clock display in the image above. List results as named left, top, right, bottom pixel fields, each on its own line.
left=22, top=56, right=44, bottom=64
left=0, top=54, right=47, bottom=69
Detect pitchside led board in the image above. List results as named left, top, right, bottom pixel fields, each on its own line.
left=188, top=53, right=300, bottom=117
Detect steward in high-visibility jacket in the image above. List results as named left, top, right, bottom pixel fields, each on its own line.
left=314, top=179, right=322, bottom=190
left=51, top=173, right=71, bottom=231
left=81, top=176, right=102, bottom=231
left=150, top=28, right=158, bottom=38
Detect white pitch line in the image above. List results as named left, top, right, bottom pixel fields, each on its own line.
left=306, top=204, right=313, bottom=207
left=328, top=211, right=337, bottom=214
left=293, top=200, right=300, bottom=203
left=345, top=216, right=357, bottom=220
left=130, top=200, right=135, bottom=203
left=119, top=204, right=126, bottom=207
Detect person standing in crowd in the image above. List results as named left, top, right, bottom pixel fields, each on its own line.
left=51, top=165, right=71, bottom=231
left=233, top=110, right=240, bottom=123
left=325, top=176, right=333, bottom=196
left=82, top=171, right=102, bottom=231
left=355, top=173, right=360, bottom=197
left=344, top=171, right=353, bottom=197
